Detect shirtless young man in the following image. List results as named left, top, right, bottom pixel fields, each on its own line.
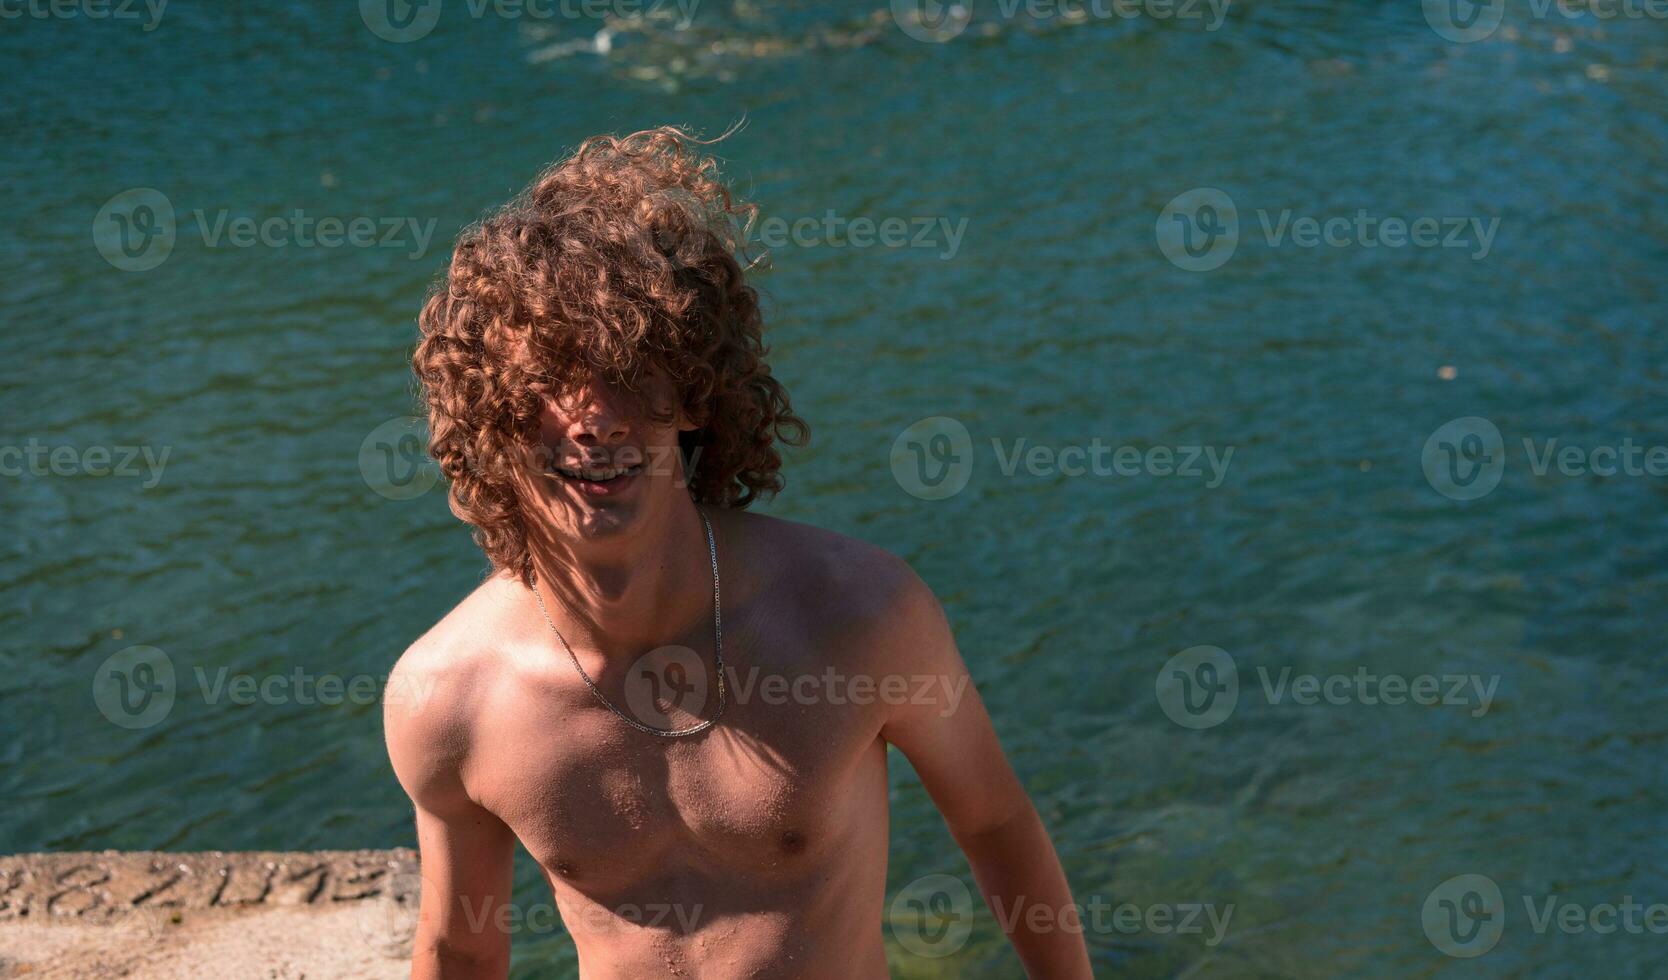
left=385, top=127, right=1091, bottom=979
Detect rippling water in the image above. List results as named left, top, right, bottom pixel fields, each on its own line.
left=3, top=1, right=1666, bottom=975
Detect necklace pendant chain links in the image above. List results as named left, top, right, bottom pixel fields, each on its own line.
left=531, top=512, right=726, bottom=737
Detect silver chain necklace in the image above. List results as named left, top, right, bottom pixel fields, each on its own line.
left=530, top=511, right=726, bottom=737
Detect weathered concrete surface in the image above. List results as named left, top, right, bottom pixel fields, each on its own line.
left=0, top=850, right=419, bottom=979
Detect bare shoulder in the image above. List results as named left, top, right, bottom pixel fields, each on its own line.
left=391, top=571, right=526, bottom=687
left=711, top=508, right=948, bottom=652
left=384, top=572, right=528, bottom=800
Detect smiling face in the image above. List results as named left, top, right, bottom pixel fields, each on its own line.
left=518, top=366, right=702, bottom=546
left=415, top=128, right=806, bottom=583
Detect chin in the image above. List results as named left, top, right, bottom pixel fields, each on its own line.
left=567, top=504, right=642, bottom=540
left=553, top=478, right=675, bottom=542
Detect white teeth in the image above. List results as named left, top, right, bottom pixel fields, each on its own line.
left=556, top=464, right=642, bottom=482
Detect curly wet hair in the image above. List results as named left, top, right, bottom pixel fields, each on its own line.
left=412, top=125, right=806, bottom=582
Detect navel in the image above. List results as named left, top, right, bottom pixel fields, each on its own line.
left=779, top=830, right=807, bottom=855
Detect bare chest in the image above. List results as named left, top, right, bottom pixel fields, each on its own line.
left=471, top=660, right=891, bottom=890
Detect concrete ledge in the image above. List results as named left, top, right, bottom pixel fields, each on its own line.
left=0, top=850, right=419, bottom=979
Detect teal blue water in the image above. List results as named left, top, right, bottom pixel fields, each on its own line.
left=3, top=1, right=1667, bottom=975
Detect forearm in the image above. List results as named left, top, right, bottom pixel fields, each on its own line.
left=410, top=930, right=510, bottom=980
left=409, top=891, right=512, bottom=980
left=956, top=804, right=1093, bottom=980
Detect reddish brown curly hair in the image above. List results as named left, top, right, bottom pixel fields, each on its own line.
left=412, top=125, right=806, bottom=582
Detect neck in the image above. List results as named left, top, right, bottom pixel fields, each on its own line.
left=527, top=496, right=712, bottom=657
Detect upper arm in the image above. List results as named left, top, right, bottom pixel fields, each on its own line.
left=875, top=566, right=1032, bottom=841
left=385, top=649, right=516, bottom=966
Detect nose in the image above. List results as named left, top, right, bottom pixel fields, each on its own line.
left=565, top=382, right=632, bottom=448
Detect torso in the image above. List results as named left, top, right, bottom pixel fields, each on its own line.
left=436, top=511, right=908, bottom=978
